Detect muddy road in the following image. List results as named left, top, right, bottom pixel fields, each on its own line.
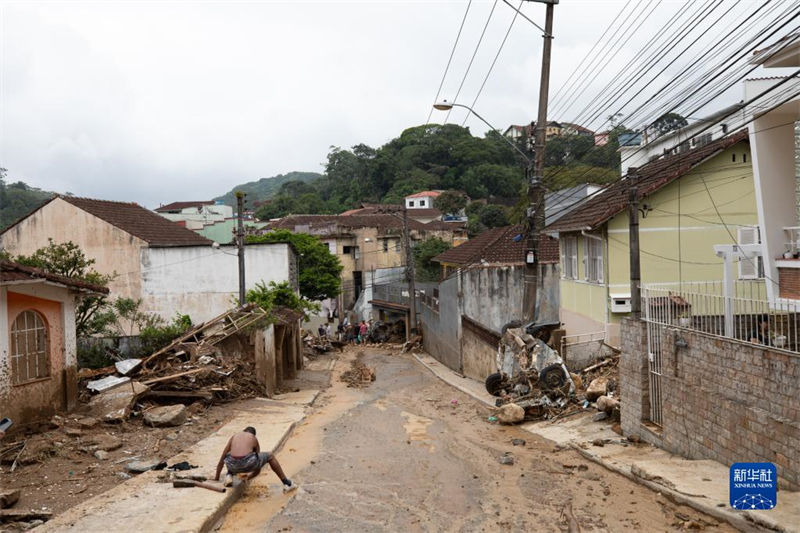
left=216, top=348, right=734, bottom=532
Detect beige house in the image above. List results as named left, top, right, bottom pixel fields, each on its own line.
left=266, top=213, right=463, bottom=316
left=0, top=196, right=297, bottom=324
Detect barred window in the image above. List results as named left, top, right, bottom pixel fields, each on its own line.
left=10, top=310, right=49, bottom=385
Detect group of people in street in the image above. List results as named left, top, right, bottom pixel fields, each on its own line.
left=317, top=316, right=371, bottom=344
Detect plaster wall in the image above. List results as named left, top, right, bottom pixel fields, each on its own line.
left=140, top=243, right=292, bottom=323
left=0, top=197, right=145, bottom=303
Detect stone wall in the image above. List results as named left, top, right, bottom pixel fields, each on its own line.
left=620, top=318, right=800, bottom=489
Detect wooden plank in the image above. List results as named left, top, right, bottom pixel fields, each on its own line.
left=0, top=509, right=53, bottom=523
left=142, top=368, right=205, bottom=386
left=143, top=390, right=214, bottom=401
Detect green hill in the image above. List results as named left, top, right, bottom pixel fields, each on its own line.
left=214, top=171, right=322, bottom=208
left=0, top=172, right=56, bottom=231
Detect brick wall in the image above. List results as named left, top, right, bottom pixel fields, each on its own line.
left=777, top=266, right=800, bottom=300
left=620, top=319, right=800, bottom=489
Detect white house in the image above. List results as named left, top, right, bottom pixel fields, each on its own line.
left=0, top=196, right=297, bottom=325
left=155, top=200, right=234, bottom=231
left=404, top=191, right=440, bottom=210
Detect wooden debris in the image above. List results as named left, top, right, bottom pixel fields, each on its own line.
left=143, top=390, right=214, bottom=401
left=142, top=368, right=206, bottom=387
left=0, top=509, right=53, bottom=523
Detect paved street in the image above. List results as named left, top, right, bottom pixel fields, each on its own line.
left=217, top=348, right=734, bottom=533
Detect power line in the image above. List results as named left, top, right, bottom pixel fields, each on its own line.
left=425, top=0, right=474, bottom=125
left=444, top=0, right=499, bottom=124
left=462, top=1, right=522, bottom=128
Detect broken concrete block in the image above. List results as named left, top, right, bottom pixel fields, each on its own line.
left=86, top=375, right=131, bottom=393
left=596, top=395, right=620, bottom=413
left=593, top=412, right=610, bottom=422
left=496, top=403, right=525, bottom=425
left=93, top=450, right=109, bottom=461
left=498, top=453, right=515, bottom=465
left=125, top=459, right=165, bottom=473
left=87, top=381, right=149, bottom=422
left=115, top=359, right=142, bottom=376
left=64, top=427, right=82, bottom=438
left=77, top=417, right=99, bottom=429
left=0, top=489, right=20, bottom=509
left=585, top=377, right=608, bottom=401
left=91, top=434, right=122, bottom=452
left=144, top=405, right=187, bottom=427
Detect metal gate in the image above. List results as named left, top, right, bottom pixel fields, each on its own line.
left=644, top=295, right=664, bottom=426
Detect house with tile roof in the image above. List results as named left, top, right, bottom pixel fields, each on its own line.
left=0, top=196, right=297, bottom=325
left=402, top=226, right=561, bottom=382
left=264, top=213, right=462, bottom=321
left=1, top=261, right=108, bottom=429
left=546, top=130, right=759, bottom=346
left=154, top=200, right=233, bottom=230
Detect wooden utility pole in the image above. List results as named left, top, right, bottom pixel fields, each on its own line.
left=628, top=169, right=641, bottom=319
left=523, top=0, right=556, bottom=323
left=236, top=191, right=246, bottom=306
left=402, top=206, right=418, bottom=338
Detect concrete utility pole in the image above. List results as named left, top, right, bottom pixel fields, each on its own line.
left=236, top=191, right=246, bottom=306
left=402, top=206, right=418, bottom=339
left=522, top=0, right=556, bottom=323
left=627, top=169, right=641, bottom=319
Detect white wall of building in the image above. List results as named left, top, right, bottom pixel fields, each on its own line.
left=140, top=242, right=293, bottom=323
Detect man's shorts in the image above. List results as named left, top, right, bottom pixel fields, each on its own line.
left=224, top=451, right=271, bottom=474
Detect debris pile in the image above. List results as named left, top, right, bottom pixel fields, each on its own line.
left=486, top=323, right=621, bottom=425
left=78, top=304, right=271, bottom=423
left=339, top=353, right=376, bottom=388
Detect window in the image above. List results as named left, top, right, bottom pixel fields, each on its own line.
left=10, top=310, right=49, bottom=385
left=383, top=239, right=389, bottom=252
left=343, top=246, right=352, bottom=254
left=743, top=153, right=747, bottom=163
left=585, top=237, right=604, bottom=283
left=732, top=153, right=736, bottom=162
left=738, top=226, right=764, bottom=279
left=420, top=200, right=426, bottom=207
left=409, top=201, right=415, bottom=207
left=561, top=236, right=578, bottom=279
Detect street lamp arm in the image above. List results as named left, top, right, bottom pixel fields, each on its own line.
left=433, top=101, right=532, bottom=165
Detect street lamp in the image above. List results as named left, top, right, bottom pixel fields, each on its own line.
left=432, top=100, right=533, bottom=165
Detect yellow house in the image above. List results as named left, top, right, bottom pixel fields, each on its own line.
left=546, top=130, right=760, bottom=346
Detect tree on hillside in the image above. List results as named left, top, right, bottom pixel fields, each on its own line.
left=12, top=239, right=115, bottom=336
left=651, top=113, right=688, bottom=138
left=413, top=237, right=451, bottom=282
left=246, top=230, right=342, bottom=301
left=436, top=191, right=468, bottom=216
left=478, top=204, right=509, bottom=229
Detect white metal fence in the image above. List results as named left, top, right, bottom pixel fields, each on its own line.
left=641, top=280, right=799, bottom=353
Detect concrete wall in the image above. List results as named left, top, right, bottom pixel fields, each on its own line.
left=460, top=316, right=499, bottom=381
left=140, top=242, right=292, bottom=323
left=420, top=276, right=461, bottom=372
left=1, top=283, right=78, bottom=430
left=620, top=319, right=800, bottom=489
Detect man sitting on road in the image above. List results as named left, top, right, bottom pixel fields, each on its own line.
left=214, top=426, right=297, bottom=492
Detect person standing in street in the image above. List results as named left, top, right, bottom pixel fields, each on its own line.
left=358, top=320, right=368, bottom=344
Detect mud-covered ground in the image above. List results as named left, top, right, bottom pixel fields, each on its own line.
left=217, top=348, right=735, bottom=533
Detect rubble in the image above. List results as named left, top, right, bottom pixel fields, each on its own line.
left=86, top=375, right=130, bottom=393
left=114, top=358, right=142, bottom=376
left=87, top=381, right=149, bottom=422
left=496, top=403, right=525, bottom=425
left=339, top=353, right=376, bottom=387
left=596, top=395, right=620, bottom=413
left=144, top=405, right=187, bottom=427
left=0, top=490, right=20, bottom=509
left=125, top=459, right=167, bottom=473
left=585, top=377, right=608, bottom=402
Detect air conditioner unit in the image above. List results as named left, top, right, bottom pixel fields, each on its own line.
left=610, top=294, right=631, bottom=313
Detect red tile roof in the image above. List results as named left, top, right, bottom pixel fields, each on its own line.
left=155, top=201, right=215, bottom=212
left=425, top=220, right=467, bottom=231
left=1, top=261, right=109, bottom=293
left=406, top=191, right=441, bottom=199
left=60, top=197, right=212, bottom=247
left=340, top=204, right=403, bottom=216
left=546, top=130, right=749, bottom=233
left=433, top=225, right=559, bottom=266
left=267, top=214, right=430, bottom=232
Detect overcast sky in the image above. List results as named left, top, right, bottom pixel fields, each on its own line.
left=0, top=0, right=785, bottom=207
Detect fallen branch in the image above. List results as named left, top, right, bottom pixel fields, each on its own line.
left=10, top=440, right=26, bottom=473
left=581, top=358, right=614, bottom=374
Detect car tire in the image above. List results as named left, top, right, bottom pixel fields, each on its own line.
left=539, top=364, right=567, bottom=390
left=485, top=373, right=506, bottom=396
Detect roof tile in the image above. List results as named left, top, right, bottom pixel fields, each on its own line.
left=1, top=261, right=109, bottom=293
left=433, top=225, right=558, bottom=266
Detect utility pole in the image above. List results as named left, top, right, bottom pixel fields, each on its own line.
left=628, top=169, right=641, bottom=319
left=236, top=191, right=246, bottom=306
left=523, top=0, right=556, bottom=323
left=402, top=206, right=418, bottom=339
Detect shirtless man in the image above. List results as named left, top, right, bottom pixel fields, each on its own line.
left=214, top=426, right=296, bottom=492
